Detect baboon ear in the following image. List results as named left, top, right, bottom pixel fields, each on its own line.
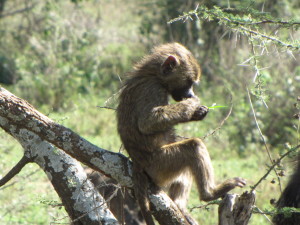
left=161, top=55, right=178, bottom=75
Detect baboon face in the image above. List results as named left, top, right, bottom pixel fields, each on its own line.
left=160, top=50, right=201, bottom=102
left=170, top=80, right=195, bottom=102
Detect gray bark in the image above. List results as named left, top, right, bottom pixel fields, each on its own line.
left=19, top=130, right=118, bottom=224
left=0, top=87, right=189, bottom=224
left=218, top=192, right=256, bottom=225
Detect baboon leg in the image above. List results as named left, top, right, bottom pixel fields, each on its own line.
left=147, top=138, right=245, bottom=202
left=168, top=170, right=192, bottom=210
left=169, top=172, right=198, bottom=225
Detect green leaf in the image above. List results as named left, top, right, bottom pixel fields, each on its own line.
left=208, top=105, right=228, bottom=109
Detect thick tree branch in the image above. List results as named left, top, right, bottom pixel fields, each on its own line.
left=7, top=128, right=118, bottom=224
left=0, top=87, right=189, bottom=224
left=0, top=87, right=132, bottom=187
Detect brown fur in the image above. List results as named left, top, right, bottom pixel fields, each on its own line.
left=273, top=155, right=300, bottom=225
left=117, top=43, right=246, bottom=224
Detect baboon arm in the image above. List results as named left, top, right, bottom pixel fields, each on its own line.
left=138, top=98, right=199, bottom=134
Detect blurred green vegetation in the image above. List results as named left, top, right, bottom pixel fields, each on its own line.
left=0, top=0, right=300, bottom=224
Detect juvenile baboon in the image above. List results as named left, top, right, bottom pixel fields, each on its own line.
left=117, top=43, right=246, bottom=224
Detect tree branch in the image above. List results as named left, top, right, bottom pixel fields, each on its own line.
left=0, top=155, right=32, bottom=187
left=0, top=87, right=133, bottom=187
left=13, top=129, right=118, bottom=224
left=246, top=87, right=282, bottom=192
left=0, top=87, right=189, bottom=224
left=168, top=5, right=300, bottom=50
left=250, top=145, right=300, bottom=192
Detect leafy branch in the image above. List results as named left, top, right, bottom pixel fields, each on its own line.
left=168, top=5, right=300, bottom=50
left=248, top=34, right=269, bottom=108
left=253, top=206, right=300, bottom=218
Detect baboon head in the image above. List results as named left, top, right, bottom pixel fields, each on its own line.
left=156, top=43, right=201, bottom=101
left=133, top=43, right=201, bottom=102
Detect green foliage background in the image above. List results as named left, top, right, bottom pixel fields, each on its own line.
left=0, top=0, right=300, bottom=224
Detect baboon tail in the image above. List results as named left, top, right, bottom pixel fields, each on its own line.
left=133, top=163, right=155, bottom=225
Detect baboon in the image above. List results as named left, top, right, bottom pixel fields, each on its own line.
left=117, top=42, right=246, bottom=224
left=273, top=155, right=300, bottom=225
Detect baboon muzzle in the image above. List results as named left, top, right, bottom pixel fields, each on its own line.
left=171, top=87, right=195, bottom=101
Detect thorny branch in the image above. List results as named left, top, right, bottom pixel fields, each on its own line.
left=238, top=25, right=298, bottom=50
left=247, top=87, right=282, bottom=192
left=249, top=33, right=269, bottom=108
left=250, top=145, right=300, bottom=192
left=168, top=5, right=300, bottom=50
left=168, top=5, right=300, bottom=27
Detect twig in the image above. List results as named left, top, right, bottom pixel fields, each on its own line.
left=239, top=26, right=299, bottom=50
left=190, top=200, right=220, bottom=212
left=234, top=20, right=300, bottom=26
left=247, top=87, right=282, bottom=192
left=0, top=155, right=32, bottom=187
left=0, top=169, right=39, bottom=190
left=250, top=145, right=300, bottom=192
left=253, top=206, right=274, bottom=224
left=202, top=96, right=233, bottom=140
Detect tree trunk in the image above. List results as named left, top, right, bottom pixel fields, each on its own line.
left=218, top=192, right=255, bottom=225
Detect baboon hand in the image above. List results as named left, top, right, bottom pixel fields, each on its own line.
left=191, top=105, right=209, bottom=121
